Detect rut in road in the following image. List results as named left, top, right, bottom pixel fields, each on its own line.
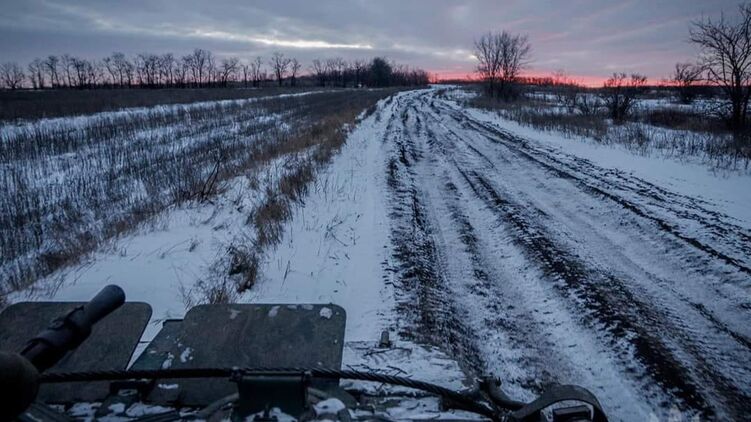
left=379, top=89, right=751, bottom=421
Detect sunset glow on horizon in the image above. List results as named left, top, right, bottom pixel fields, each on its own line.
left=432, top=70, right=630, bottom=87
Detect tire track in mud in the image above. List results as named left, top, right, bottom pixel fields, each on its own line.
left=430, top=98, right=751, bottom=260
left=410, top=98, right=586, bottom=397
left=404, top=95, right=645, bottom=406
left=381, top=95, right=486, bottom=377
left=421, top=106, right=577, bottom=391
left=436, top=169, right=581, bottom=395
left=381, top=90, right=751, bottom=419
left=465, top=169, right=734, bottom=417
left=455, top=110, right=751, bottom=276
left=424, top=94, right=751, bottom=418
left=429, top=99, right=751, bottom=277
left=410, top=100, right=587, bottom=393
left=435, top=105, right=751, bottom=350
left=419, top=100, right=713, bottom=414
left=456, top=113, right=751, bottom=347
left=462, top=97, right=751, bottom=417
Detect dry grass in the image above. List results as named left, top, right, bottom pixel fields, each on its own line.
left=469, top=92, right=751, bottom=171
left=0, top=88, right=398, bottom=301
left=252, top=189, right=293, bottom=248
left=168, top=89, right=400, bottom=304
left=218, top=100, right=379, bottom=297
left=636, top=107, right=726, bottom=134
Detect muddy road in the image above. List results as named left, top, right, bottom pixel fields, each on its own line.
left=375, top=89, right=751, bottom=420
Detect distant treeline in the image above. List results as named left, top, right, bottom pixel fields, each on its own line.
left=0, top=49, right=432, bottom=90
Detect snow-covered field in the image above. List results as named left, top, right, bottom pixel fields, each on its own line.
left=507, top=89, right=748, bottom=173
left=5, top=87, right=751, bottom=421
left=0, top=89, right=389, bottom=300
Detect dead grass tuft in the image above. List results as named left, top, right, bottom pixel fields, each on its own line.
left=252, top=192, right=292, bottom=248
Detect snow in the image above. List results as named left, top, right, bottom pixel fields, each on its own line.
left=463, top=106, right=751, bottom=229
left=268, top=305, right=280, bottom=317
left=406, top=87, right=751, bottom=420
left=7, top=160, right=290, bottom=344
left=247, top=97, right=398, bottom=341
left=636, top=97, right=725, bottom=115
left=107, top=403, right=126, bottom=414
left=9, top=196, right=237, bottom=341
left=248, top=407, right=297, bottom=422
left=124, top=403, right=175, bottom=417
left=6, top=86, right=750, bottom=421
left=342, top=341, right=469, bottom=393
left=161, top=352, right=174, bottom=369
left=314, top=398, right=346, bottom=415
left=179, top=347, right=193, bottom=363
left=6, top=91, right=402, bottom=358
left=319, top=306, right=333, bottom=319
left=68, top=402, right=99, bottom=418
left=0, top=90, right=322, bottom=138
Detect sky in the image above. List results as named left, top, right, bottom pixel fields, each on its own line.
left=0, top=0, right=742, bottom=85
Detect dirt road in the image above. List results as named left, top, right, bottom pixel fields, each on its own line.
left=375, top=89, right=751, bottom=420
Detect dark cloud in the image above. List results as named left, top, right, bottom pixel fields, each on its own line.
left=0, top=0, right=741, bottom=81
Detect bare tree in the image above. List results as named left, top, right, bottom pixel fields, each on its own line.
left=159, top=53, right=176, bottom=86
left=250, top=56, right=263, bottom=87
left=269, top=52, right=291, bottom=86
left=174, top=58, right=188, bottom=87
left=122, top=54, right=135, bottom=87
left=1, top=62, right=25, bottom=89
left=671, top=62, right=703, bottom=104
left=206, top=53, right=217, bottom=85
left=219, top=57, right=239, bottom=86
left=352, top=59, right=367, bottom=87
left=322, top=57, right=348, bottom=87
left=102, top=56, right=117, bottom=87
left=310, top=59, right=326, bottom=86
left=7, top=48, right=433, bottom=91
left=550, top=70, right=577, bottom=112
left=106, top=52, right=132, bottom=87
left=499, top=33, right=531, bottom=89
left=474, top=31, right=531, bottom=98
left=240, top=62, right=251, bottom=87
left=27, top=58, right=45, bottom=89
left=601, top=73, right=648, bottom=121
left=134, top=54, right=146, bottom=86
left=289, top=58, right=301, bottom=86
left=135, top=53, right=160, bottom=87
left=43, top=55, right=60, bottom=87
left=549, top=71, right=599, bottom=115
left=69, top=57, right=84, bottom=87
left=184, top=48, right=213, bottom=86
left=89, top=60, right=105, bottom=86
left=392, top=62, right=408, bottom=85
left=70, top=57, right=94, bottom=88
left=474, top=33, right=501, bottom=95
left=61, top=54, right=75, bottom=87
left=325, top=58, right=338, bottom=86
left=690, top=3, right=751, bottom=130
left=332, top=57, right=347, bottom=87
